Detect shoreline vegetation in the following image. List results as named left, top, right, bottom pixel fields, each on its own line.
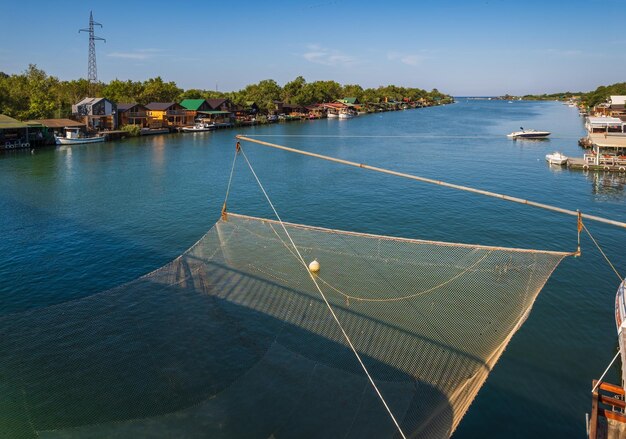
left=490, top=82, right=626, bottom=108
left=0, top=65, right=453, bottom=122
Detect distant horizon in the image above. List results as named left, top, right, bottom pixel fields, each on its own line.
left=3, top=0, right=623, bottom=96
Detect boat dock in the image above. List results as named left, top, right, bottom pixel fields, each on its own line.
left=569, top=132, right=626, bottom=172
left=568, top=157, right=626, bottom=172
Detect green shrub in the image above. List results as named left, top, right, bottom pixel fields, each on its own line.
left=120, top=124, right=141, bottom=137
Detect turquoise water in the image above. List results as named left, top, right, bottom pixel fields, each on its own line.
left=1, top=100, right=625, bottom=437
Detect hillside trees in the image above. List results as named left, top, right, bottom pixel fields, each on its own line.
left=0, top=66, right=453, bottom=120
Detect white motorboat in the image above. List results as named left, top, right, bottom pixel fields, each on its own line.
left=55, top=128, right=105, bottom=145
left=507, top=127, right=551, bottom=139
left=338, top=112, right=354, bottom=119
left=327, top=111, right=339, bottom=118
left=545, top=152, right=568, bottom=165
left=182, top=122, right=215, bottom=132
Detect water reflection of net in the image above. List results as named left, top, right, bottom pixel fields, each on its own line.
left=0, top=213, right=568, bottom=438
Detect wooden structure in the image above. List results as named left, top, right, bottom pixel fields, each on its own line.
left=116, top=103, right=149, bottom=128
left=179, top=99, right=212, bottom=124
left=589, top=380, right=626, bottom=439
left=72, top=97, right=117, bottom=131
left=0, top=115, right=47, bottom=149
left=145, top=102, right=189, bottom=128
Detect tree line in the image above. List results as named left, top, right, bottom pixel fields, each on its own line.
left=521, top=82, right=626, bottom=107
left=0, top=65, right=452, bottom=121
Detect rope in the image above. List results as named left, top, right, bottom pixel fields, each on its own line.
left=237, top=144, right=408, bottom=439
left=583, top=223, right=623, bottom=281
left=221, top=142, right=240, bottom=219
left=315, top=250, right=493, bottom=303
left=591, top=349, right=621, bottom=393
left=243, top=134, right=584, bottom=140
left=235, top=135, right=626, bottom=230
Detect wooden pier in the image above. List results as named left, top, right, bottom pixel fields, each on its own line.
left=568, top=158, right=626, bottom=172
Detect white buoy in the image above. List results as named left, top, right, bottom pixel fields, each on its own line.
left=308, top=259, right=320, bottom=273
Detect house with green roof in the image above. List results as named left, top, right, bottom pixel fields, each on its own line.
left=338, top=97, right=361, bottom=105
left=179, top=99, right=212, bottom=124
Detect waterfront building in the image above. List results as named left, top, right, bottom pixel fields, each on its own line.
left=233, top=102, right=260, bottom=124
left=72, top=97, right=117, bottom=131
left=179, top=99, right=212, bottom=124
left=27, top=118, right=86, bottom=144
left=593, top=96, right=626, bottom=118
left=305, top=104, right=327, bottom=119
left=206, top=98, right=236, bottom=113
left=337, top=97, right=361, bottom=105
left=192, top=99, right=235, bottom=126
left=0, top=115, right=47, bottom=148
left=116, top=104, right=150, bottom=128
left=145, top=102, right=189, bottom=128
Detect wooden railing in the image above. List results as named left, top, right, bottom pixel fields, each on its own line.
left=589, top=380, right=626, bottom=439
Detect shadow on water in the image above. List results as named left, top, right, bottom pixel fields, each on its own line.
left=0, top=254, right=456, bottom=439
left=0, top=195, right=180, bottom=316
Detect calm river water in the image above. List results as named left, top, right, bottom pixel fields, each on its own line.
left=1, top=100, right=625, bottom=438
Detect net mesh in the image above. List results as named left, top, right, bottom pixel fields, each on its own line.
left=0, top=213, right=567, bottom=439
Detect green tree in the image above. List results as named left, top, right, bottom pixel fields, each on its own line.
left=341, top=84, right=364, bottom=101
left=282, top=76, right=306, bottom=104
left=102, top=79, right=144, bottom=103
left=240, top=79, right=282, bottom=111
left=179, top=88, right=206, bottom=100
left=139, top=77, right=182, bottom=103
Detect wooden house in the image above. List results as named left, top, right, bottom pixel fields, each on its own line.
left=72, top=97, right=117, bottom=131
left=116, top=103, right=149, bottom=128
left=338, top=97, right=361, bottom=105
left=306, top=104, right=327, bottom=119
left=233, top=102, right=260, bottom=123
left=145, top=102, right=189, bottom=128
left=195, top=99, right=235, bottom=126
left=206, top=98, right=236, bottom=112
left=179, top=99, right=212, bottom=123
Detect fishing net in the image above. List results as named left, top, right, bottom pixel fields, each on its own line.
left=0, top=212, right=568, bottom=438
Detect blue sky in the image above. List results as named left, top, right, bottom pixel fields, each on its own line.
left=2, top=0, right=624, bottom=95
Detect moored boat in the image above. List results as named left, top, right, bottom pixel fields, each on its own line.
left=181, top=122, right=215, bottom=132
left=55, top=128, right=105, bottom=145
left=507, top=127, right=551, bottom=139
left=545, top=152, right=568, bottom=165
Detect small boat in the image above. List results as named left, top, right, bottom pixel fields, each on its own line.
left=182, top=122, right=215, bottom=133
left=545, top=152, right=568, bottom=165
left=327, top=111, right=339, bottom=118
left=507, top=127, right=551, bottom=139
left=55, top=128, right=105, bottom=145
left=338, top=109, right=355, bottom=119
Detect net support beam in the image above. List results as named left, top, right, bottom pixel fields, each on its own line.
left=235, top=135, right=626, bottom=230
